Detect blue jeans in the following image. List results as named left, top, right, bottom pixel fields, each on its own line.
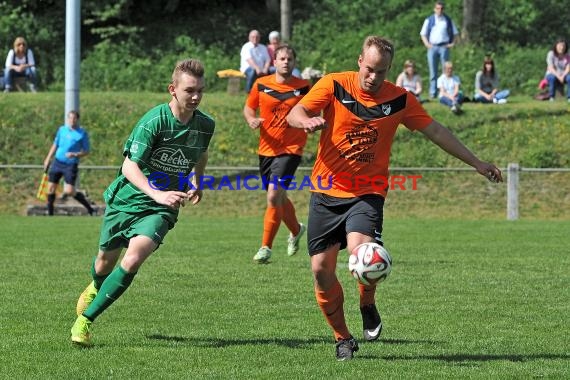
left=439, top=93, right=464, bottom=107
left=244, top=67, right=264, bottom=93
left=474, top=89, right=510, bottom=103
left=546, top=73, right=570, bottom=98
left=4, top=66, right=37, bottom=89
left=427, top=45, right=450, bottom=97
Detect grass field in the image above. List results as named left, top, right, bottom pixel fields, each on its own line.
left=1, top=216, right=568, bottom=378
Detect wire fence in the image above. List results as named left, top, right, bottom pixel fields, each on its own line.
left=1, top=164, right=568, bottom=220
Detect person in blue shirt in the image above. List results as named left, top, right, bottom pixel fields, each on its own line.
left=43, top=110, right=94, bottom=216
left=420, top=1, right=459, bottom=99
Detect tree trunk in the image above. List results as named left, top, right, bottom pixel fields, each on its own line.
left=462, top=0, right=486, bottom=43
left=281, top=0, right=291, bottom=41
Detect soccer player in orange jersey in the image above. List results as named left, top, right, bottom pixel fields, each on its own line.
left=287, top=36, right=503, bottom=360
left=243, top=44, right=311, bottom=263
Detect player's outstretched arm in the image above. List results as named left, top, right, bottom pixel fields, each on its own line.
left=420, top=120, right=503, bottom=183
left=122, top=156, right=188, bottom=209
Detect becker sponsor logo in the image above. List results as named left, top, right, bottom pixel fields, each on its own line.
left=150, top=147, right=191, bottom=173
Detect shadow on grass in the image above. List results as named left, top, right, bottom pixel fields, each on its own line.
left=360, top=353, right=570, bottom=362
left=146, top=334, right=441, bottom=349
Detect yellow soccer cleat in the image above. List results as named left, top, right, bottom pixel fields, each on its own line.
left=71, top=315, right=93, bottom=346
left=76, top=281, right=97, bottom=316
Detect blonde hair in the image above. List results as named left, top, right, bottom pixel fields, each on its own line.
left=13, top=36, right=27, bottom=49
left=403, top=59, right=416, bottom=73
left=171, top=59, right=205, bottom=84
left=361, top=36, right=394, bottom=61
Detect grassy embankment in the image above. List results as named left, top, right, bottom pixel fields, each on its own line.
left=0, top=91, right=568, bottom=218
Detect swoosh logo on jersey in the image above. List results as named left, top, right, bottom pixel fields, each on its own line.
left=105, top=293, right=116, bottom=301
left=257, top=84, right=310, bottom=100
left=341, top=99, right=356, bottom=104
left=163, top=137, right=173, bottom=142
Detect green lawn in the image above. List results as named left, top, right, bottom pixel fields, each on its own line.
left=0, top=216, right=568, bottom=378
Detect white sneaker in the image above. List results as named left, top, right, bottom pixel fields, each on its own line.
left=253, top=246, right=272, bottom=263
left=496, top=99, right=507, bottom=104
left=287, top=223, right=306, bottom=256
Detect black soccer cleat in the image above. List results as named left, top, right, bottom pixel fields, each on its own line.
left=360, top=304, right=382, bottom=341
left=335, top=336, right=359, bottom=361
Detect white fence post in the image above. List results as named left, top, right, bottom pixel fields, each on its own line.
left=507, top=163, right=519, bottom=220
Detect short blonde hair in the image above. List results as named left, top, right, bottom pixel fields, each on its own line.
left=172, top=59, right=205, bottom=84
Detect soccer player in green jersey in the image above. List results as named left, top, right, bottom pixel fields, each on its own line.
left=71, top=59, right=215, bottom=346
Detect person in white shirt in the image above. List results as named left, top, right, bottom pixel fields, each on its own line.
left=240, top=30, right=271, bottom=93
left=420, top=1, right=459, bottom=98
left=437, top=61, right=463, bottom=114
left=3, top=36, right=38, bottom=93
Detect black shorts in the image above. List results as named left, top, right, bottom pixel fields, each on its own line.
left=258, top=154, right=302, bottom=190
left=48, top=159, right=78, bottom=185
left=307, top=192, right=385, bottom=255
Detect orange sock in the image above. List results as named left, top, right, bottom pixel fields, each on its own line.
left=261, top=206, right=282, bottom=248
left=282, top=198, right=300, bottom=236
left=315, top=279, right=351, bottom=341
left=358, top=282, right=377, bottom=307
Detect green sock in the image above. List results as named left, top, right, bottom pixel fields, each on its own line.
left=83, top=266, right=136, bottom=321
left=91, top=256, right=110, bottom=290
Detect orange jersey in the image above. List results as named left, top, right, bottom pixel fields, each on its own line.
left=299, top=72, right=433, bottom=198
left=246, top=75, right=311, bottom=156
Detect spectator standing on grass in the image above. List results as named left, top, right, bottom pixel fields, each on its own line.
left=544, top=38, right=570, bottom=102
left=43, top=110, right=94, bottom=216
left=243, top=44, right=310, bottom=264
left=437, top=61, right=463, bottom=114
left=70, top=59, right=215, bottom=347
left=240, top=29, right=271, bottom=93
left=420, top=1, right=459, bottom=98
left=474, top=56, right=510, bottom=104
left=287, top=35, right=502, bottom=361
left=395, top=59, right=423, bottom=102
left=3, top=36, right=38, bottom=93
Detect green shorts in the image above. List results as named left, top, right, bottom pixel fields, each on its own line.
left=98, top=206, right=174, bottom=251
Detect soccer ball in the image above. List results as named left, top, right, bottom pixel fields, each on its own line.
left=348, top=242, right=392, bottom=286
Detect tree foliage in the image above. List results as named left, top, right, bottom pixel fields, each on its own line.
left=0, top=0, right=567, bottom=92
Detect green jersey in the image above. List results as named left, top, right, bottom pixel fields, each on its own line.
left=104, top=103, right=215, bottom=222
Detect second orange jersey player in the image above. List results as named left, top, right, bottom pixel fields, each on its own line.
left=243, top=44, right=311, bottom=263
